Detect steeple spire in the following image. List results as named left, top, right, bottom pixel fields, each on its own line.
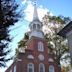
left=29, top=0, right=44, bottom=39
left=33, top=0, right=39, bottom=20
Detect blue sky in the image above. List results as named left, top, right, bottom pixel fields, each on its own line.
left=17, top=0, right=72, bottom=17
left=0, top=0, right=72, bottom=72
left=38, top=0, right=72, bottom=17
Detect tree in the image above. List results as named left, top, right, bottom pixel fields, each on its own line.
left=18, top=32, right=29, bottom=48
left=61, top=64, right=72, bottom=72
left=0, top=0, right=22, bottom=67
left=15, top=32, right=29, bottom=57
left=42, top=12, right=71, bottom=67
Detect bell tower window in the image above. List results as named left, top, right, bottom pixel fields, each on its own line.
left=33, top=24, right=36, bottom=30
left=38, top=42, right=44, bottom=52
left=37, top=24, right=40, bottom=29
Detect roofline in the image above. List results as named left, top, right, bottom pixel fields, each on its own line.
left=57, top=21, right=72, bottom=38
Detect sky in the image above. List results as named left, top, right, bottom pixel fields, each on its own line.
left=0, top=0, right=72, bottom=72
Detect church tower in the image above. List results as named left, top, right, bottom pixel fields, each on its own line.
left=29, top=1, right=44, bottom=39
left=5, top=1, right=61, bottom=72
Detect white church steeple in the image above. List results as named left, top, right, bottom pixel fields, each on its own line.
left=29, top=0, right=44, bottom=39
left=33, top=1, right=39, bottom=20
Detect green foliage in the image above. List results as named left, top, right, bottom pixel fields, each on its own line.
left=15, top=33, right=29, bottom=57
left=18, top=32, right=29, bottom=48
left=61, top=64, right=72, bottom=72
left=0, top=0, right=22, bottom=67
left=42, top=13, right=71, bottom=66
left=43, top=13, right=71, bottom=25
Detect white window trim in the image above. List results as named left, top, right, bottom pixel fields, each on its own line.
left=27, top=55, right=34, bottom=59
left=49, top=65, right=55, bottom=72
left=48, top=58, right=54, bottom=62
left=27, top=63, right=34, bottom=72
left=39, top=63, right=45, bottom=72
left=38, top=42, right=44, bottom=52
left=38, top=54, right=44, bottom=61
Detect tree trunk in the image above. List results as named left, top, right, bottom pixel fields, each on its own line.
left=57, top=58, right=61, bottom=72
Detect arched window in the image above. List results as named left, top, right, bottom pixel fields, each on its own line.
left=27, top=63, right=34, bottom=72
left=37, top=24, right=40, bottom=29
left=33, top=24, right=36, bottom=30
left=49, top=65, right=55, bottom=72
left=38, top=42, right=44, bottom=52
left=39, top=63, right=45, bottom=72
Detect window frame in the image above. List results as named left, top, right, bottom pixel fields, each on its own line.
left=33, top=24, right=36, bottom=30
left=49, top=65, right=55, bottom=72
left=27, top=63, right=34, bottom=72
left=37, top=24, right=40, bottom=29
left=38, top=42, right=44, bottom=52
left=39, top=63, right=45, bottom=72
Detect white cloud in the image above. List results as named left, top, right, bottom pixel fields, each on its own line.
left=38, top=7, right=49, bottom=21
left=21, top=0, right=27, bottom=4
left=24, top=1, right=34, bottom=21
left=23, top=1, right=50, bottom=22
left=22, top=0, right=54, bottom=34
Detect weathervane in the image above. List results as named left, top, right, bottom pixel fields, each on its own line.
left=32, top=0, right=37, bottom=6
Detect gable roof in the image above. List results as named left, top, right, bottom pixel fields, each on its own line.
left=58, top=21, right=72, bottom=38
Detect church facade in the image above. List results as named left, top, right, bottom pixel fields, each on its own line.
left=5, top=2, right=61, bottom=72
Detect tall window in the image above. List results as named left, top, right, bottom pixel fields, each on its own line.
left=39, top=63, right=45, bottom=72
left=33, top=24, right=36, bottom=30
left=28, top=63, right=34, bottom=72
left=37, top=24, right=40, bottom=29
left=14, top=65, right=16, bottom=72
left=38, top=42, right=44, bottom=52
left=49, top=65, right=55, bottom=72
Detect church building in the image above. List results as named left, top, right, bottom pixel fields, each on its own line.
left=5, top=1, right=61, bottom=72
